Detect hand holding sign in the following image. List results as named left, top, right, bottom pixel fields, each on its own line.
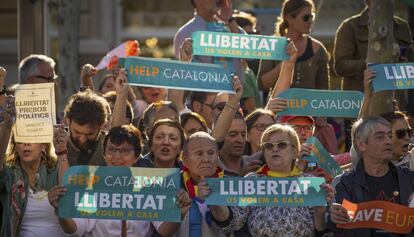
left=330, top=203, right=351, bottom=225
left=286, top=41, right=298, bottom=64
left=179, top=38, right=193, bottom=62
left=198, top=176, right=212, bottom=202
left=176, top=189, right=192, bottom=216
left=266, top=97, right=288, bottom=113
left=48, top=185, right=67, bottom=210
left=363, top=68, right=376, bottom=98
left=215, top=0, right=233, bottom=23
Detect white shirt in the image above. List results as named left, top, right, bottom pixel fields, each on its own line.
left=20, top=189, right=66, bottom=237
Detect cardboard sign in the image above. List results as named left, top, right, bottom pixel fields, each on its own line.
left=14, top=83, right=56, bottom=143
left=59, top=166, right=181, bottom=222
left=192, top=31, right=289, bottom=60
left=277, top=88, right=363, bottom=118
left=205, top=177, right=326, bottom=207
left=338, top=199, right=414, bottom=234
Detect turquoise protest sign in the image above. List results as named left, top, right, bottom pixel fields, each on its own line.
left=59, top=166, right=181, bottom=222
left=303, top=136, right=343, bottom=177
left=192, top=31, right=289, bottom=60
left=123, top=56, right=234, bottom=93
left=277, top=88, right=363, bottom=118
left=205, top=177, right=326, bottom=207
left=368, top=63, right=414, bottom=92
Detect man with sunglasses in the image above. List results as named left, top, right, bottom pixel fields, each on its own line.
left=19, top=54, right=57, bottom=84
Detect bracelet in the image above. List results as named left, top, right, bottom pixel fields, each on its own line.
left=225, top=103, right=237, bottom=111
left=55, top=150, right=68, bottom=156
left=0, top=84, right=6, bottom=96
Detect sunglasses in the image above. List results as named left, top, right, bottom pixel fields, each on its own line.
left=35, top=75, right=58, bottom=82
left=302, top=13, right=314, bottom=22
left=393, top=128, right=413, bottom=139
left=262, top=140, right=292, bottom=151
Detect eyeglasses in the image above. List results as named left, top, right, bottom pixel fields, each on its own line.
left=252, top=123, right=272, bottom=132
left=106, top=145, right=135, bottom=156
left=200, top=101, right=214, bottom=109
left=35, top=75, right=58, bottom=82
left=262, top=140, right=292, bottom=151
left=302, top=13, right=314, bottom=22
left=393, top=128, right=413, bottom=139
left=212, top=102, right=226, bottom=111
left=292, top=124, right=314, bottom=133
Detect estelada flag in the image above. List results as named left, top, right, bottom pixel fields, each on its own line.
left=96, top=40, right=140, bottom=70
left=338, top=199, right=414, bottom=234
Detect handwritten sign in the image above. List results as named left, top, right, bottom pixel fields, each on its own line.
left=14, top=83, right=56, bottom=143
left=59, top=166, right=181, bottom=222
left=369, top=63, right=414, bottom=92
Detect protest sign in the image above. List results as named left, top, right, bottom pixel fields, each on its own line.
left=13, top=83, right=56, bottom=143
left=123, top=56, right=234, bottom=93
left=59, top=166, right=181, bottom=222
left=205, top=177, right=326, bottom=207
left=368, top=63, right=414, bottom=92
left=192, top=31, right=289, bottom=60
left=338, top=199, right=414, bottom=234
left=303, top=136, right=343, bottom=177
left=277, top=88, right=363, bottom=118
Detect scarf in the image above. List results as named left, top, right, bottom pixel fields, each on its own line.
left=256, top=164, right=302, bottom=177
left=182, top=166, right=224, bottom=199
left=182, top=166, right=224, bottom=237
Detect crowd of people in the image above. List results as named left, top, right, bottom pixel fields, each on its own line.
left=0, top=0, right=414, bottom=236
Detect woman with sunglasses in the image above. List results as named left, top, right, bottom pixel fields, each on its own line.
left=209, top=124, right=334, bottom=236
left=361, top=69, right=414, bottom=169
left=258, top=0, right=329, bottom=93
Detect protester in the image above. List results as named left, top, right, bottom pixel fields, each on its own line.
left=63, top=89, right=110, bottom=166
left=174, top=0, right=244, bottom=80
left=176, top=131, right=235, bottom=237
left=48, top=124, right=192, bottom=237
left=210, top=124, right=334, bottom=236
left=245, top=109, right=275, bottom=156
left=136, top=119, right=185, bottom=169
left=180, top=112, right=208, bottom=137
left=189, top=91, right=217, bottom=129
left=258, top=0, right=330, bottom=94
left=19, top=54, right=57, bottom=84
left=328, top=116, right=414, bottom=236
left=0, top=97, right=68, bottom=237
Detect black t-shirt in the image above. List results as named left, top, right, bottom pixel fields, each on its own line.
left=365, top=170, right=402, bottom=237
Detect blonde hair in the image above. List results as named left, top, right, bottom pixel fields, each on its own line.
left=5, top=132, right=57, bottom=169
left=274, top=0, right=314, bottom=36
left=260, top=124, right=300, bottom=154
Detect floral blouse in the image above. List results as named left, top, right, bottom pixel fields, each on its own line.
left=212, top=172, right=317, bottom=237
left=0, top=164, right=58, bottom=237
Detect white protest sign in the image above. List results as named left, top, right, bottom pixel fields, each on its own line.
left=14, top=83, right=56, bottom=143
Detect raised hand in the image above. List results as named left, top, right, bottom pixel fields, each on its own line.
left=216, top=0, right=233, bottom=23
left=53, top=124, right=69, bottom=154
left=286, top=40, right=298, bottom=63
left=115, top=68, right=129, bottom=94
left=363, top=68, right=376, bottom=97
left=176, top=189, right=192, bottom=216
left=265, top=97, right=288, bottom=113
left=179, top=38, right=193, bottom=62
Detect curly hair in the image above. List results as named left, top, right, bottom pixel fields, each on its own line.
left=64, top=89, right=110, bottom=128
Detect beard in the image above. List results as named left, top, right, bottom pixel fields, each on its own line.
left=70, top=133, right=97, bottom=152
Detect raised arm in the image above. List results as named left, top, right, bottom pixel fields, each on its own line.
left=211, top=75, right=243, bottom=142
left=111, top=69, right=129, bottom=127
left=270, top=41, right=298, bottom=98
left=0, top=67, right=7, bottom=107
left=0, top=96, right=15, bottom=172
left=80, top=64, right=97, bottom=91
left=358, top=68, right=375, bottom=119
